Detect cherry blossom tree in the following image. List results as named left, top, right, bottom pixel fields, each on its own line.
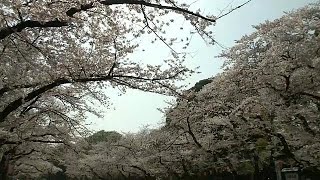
left=218, top=1, right=320, bottom=169
left=158, top=2, right=320, bottom=178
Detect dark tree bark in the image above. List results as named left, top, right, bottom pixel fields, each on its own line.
left=0, top=148, right=15, bottom=180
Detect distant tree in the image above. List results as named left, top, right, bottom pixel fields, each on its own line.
left=86, top=130, right=122, bottom=144
left=190, top=78, right=213, bottom=92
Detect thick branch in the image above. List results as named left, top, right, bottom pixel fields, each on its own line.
left=0, top=83, right=42, bottom=98
left=66, top=2, right=94, bottom=17
left=0, top=78, right=71, bottom=122
left=26, top=139, right=64, bottom=143
left=99, top=0, right=215, bottom=23
left=0, top=19, right=68, bottom=40
left=1, top=71, right=181, bottom=122
left=0, top=74, right=119, bottom=122
left=1, top=0, right=216, bottom=40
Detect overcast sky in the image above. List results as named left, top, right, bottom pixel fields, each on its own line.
left=87, top=0, right=317, bottom=133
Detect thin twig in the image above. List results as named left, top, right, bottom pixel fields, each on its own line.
left=216, top=0, right=252, bottom=20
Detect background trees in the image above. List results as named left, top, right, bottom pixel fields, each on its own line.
left=165, top=2, right=320, bottom=178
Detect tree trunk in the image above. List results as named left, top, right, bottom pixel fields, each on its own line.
left=275, top=160, right=283, bottom=180
left=0, top=154, right=11, bottom=180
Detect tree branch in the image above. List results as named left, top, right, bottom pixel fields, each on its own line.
left=129, top=165, right=151, bottom=177
left=140, top=4, right=177, bottom=53
left=66, top=2, right=94, bottom=17
left=11, top=149, right=36, bottom=160
left=0, top=19, right=68, bottom=40
left=99, top=0, right=216, bottom=23
left=1, top=0, right=216, bottom=40
left=216, top=0, right=251, bottom=20
left=295, top=114, right=316, bottom=136
left=299, top=91, right=320, bottom=101
left=0, top=78, right=71, bottom=122
left=273, top=133, right=301, bottom=164
left=0, top=83, right=42, bottom=99
left=1, top=70, right=182, bottom=122
left=185, top=116, right=203, bottom=149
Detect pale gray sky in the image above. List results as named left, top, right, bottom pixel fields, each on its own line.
left=87, top=0, right=318, bottom=133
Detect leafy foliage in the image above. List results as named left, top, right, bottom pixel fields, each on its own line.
left=86, top=130, right=122, bottom=144
left=190, top=78, right=213, bottom=92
